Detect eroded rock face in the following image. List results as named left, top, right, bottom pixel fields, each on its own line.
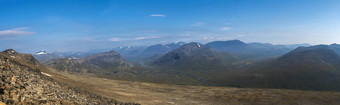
left=0, top=51, right=140, bottom=105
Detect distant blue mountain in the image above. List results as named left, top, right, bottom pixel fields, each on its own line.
left=113, top=42, right=186, bottom=61
left=142, top=42, right=186, bottom=55
left=216, top=45, right=340, bottom=91
left=205, top=40, right=249, bottom=53
left=330, top=43, right=340, bottom=55
left=154, top=42, right=235, bottom=69
left=206, top=40, right=296, bottom=58
left=284, top=43, right=311, bottom=49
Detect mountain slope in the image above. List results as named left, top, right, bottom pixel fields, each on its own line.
left=154, top=42, right=235, bottom=70
left=79, top=51, right=131, bottom=69
left=3, top=49, right=41, bottom=66
left=277, top=45, right=340, bottom=71
left=330, top=43, right=340, bottom=55
left=217, top=45, right=340, bottom=91
left=142, top=42, right=185, bottom=55
left=114, top=46, right=147, bottom=61
left=206, top=40, right=291, bottom=58
left=0, top=49, right=138, bottom=104
left=205, top=40, right=249, bottom=52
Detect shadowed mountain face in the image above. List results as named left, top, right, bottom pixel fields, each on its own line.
left=154, top=42, right=235, bottom=70
left=330, top=43, right=340, bottom=55
left=278, top=45, right=340, bottom=71
left=217, top=45, right=340, bottom=91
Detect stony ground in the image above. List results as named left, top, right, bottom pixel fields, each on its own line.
left=0, top=52, right=140, bottom=105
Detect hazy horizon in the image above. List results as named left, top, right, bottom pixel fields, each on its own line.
left=1, top=0, right=340, bottom=52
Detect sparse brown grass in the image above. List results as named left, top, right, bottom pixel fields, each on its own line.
left=39, top=67, right=340, bottom=105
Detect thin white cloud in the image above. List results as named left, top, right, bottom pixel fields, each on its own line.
left=150, top=14, right=166, bottom=17
left=191, top=22, right=204, bottom=26
left=220, top=27, right=231, bottom=30
left=109, top=37, right=120, bottom=42
left=0, top=27, right=35, bottom=37
left=134, top=36, right=160, bottom=40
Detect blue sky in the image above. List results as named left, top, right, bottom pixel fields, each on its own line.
left=1, top=0, right=340, bottom=53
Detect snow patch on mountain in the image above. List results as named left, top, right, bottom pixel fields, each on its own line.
left=35, top=50, right=47, bottom=55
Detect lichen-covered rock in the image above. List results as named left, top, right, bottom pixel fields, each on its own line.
left=0, top=50, right=140, bottom=105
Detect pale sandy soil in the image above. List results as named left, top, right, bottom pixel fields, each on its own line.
left=40, top=68, right=340, bottom=105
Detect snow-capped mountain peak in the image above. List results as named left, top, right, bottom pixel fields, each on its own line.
left=35, top=50, right=47, bottom=55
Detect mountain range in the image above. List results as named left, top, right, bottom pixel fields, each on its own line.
left=35, top=40, right=307, bottom=63
left=37, top=40, right=340, bottom=91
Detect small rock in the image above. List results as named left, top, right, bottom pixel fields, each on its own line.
left=11, top=76, right=16, bottom=84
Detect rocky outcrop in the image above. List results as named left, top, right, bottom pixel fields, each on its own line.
left=2, top=49, right=41, bottom=66
left=0, top=50, right=140, bottom=105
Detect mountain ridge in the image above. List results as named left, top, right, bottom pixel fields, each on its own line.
left=216, top=45, right=340, bottom=91
left=0, top=49, right=139, bottom=104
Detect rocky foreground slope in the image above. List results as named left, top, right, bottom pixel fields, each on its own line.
left=0, top=49, right=139, bottom=105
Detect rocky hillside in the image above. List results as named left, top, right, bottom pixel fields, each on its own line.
left=3, top=49, right=40, bottom=66
left=0, top=49, right=139, bottom=105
